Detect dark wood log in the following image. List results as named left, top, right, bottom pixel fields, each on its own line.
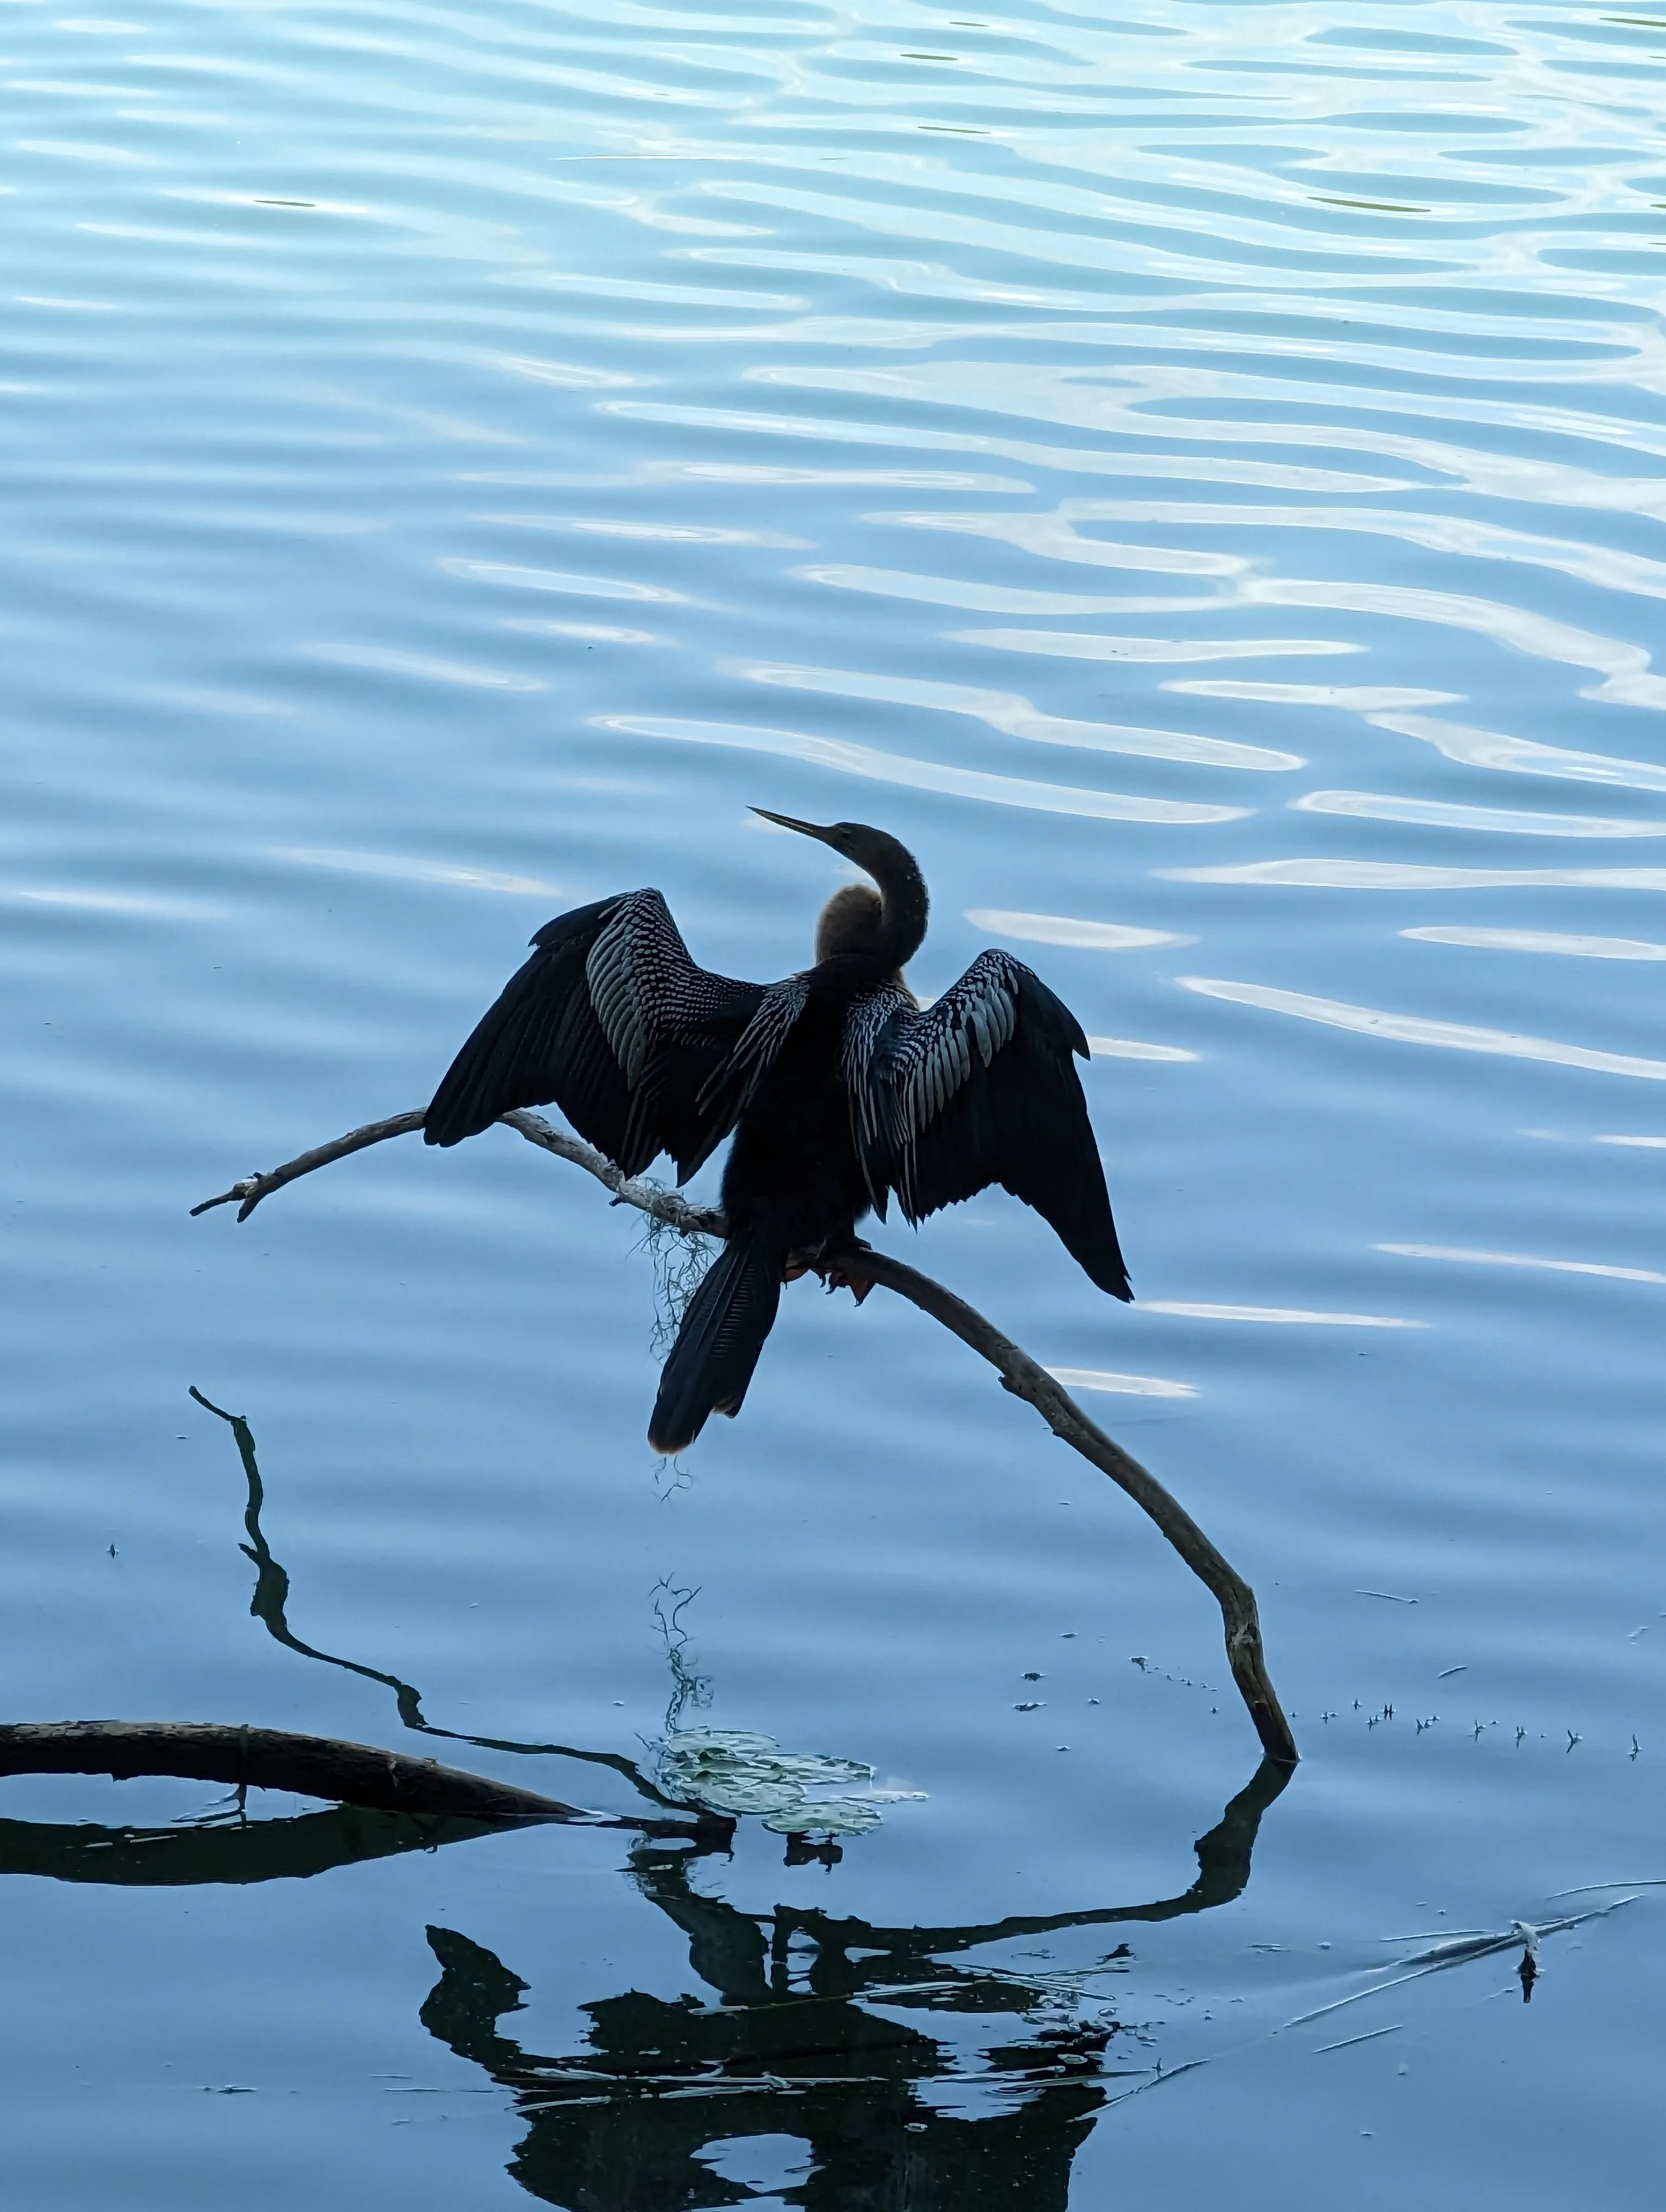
left=0, top=1721, right=715, bottom=1840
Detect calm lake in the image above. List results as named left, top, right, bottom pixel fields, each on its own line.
left=4, top=0, right=1664, bottom=2202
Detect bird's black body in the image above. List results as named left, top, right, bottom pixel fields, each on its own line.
left=425, top=813, right=1131, bottom=1453
left=643, top=958, right=891, bottom=1455
left=717, top=956, right=886, bottom=1255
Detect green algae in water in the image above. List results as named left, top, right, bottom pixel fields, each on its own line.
left=657, top=1729, right=921, bottom=1836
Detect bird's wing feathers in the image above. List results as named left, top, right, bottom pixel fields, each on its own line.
left=705, top=975, right=811, bottom=1116
left=425, top=889, right=768, bottom=1178
left=844, top=951, right=1131, bottom=1297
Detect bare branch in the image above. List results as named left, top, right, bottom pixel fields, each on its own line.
left=194, top=1110, right=1298, bottom=1766
left=817, top=1246, right=1296, bottom=1765
left=500, top=1109, right=727, bottom=1237
left=191, top=1111, right=428, bottom=1221
left=0, top=1720, right=719, bottom=1840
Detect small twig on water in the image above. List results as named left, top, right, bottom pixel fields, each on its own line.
left=193, top=1108, right=1299, bottom=1767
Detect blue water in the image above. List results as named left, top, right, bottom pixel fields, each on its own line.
left=4, top=0, right=1664, bottom=2202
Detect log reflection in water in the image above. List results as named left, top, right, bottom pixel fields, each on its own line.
left=155, top=1385, right=1296, bottom=2200
left=0, top=1756, right=1287, bottom=2208
left=0, top=1804, right=513, bottom=1887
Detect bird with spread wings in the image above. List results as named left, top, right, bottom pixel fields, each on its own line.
left=425, top=812, right=1130, bottom=1454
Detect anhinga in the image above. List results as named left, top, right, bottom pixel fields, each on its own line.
left=425, top=812, right=1131, bottom=1453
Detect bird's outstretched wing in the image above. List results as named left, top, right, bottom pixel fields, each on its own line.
left=843, top=950, right=1131, bottom=1298
left=424, top=890, right=768, bottom=1180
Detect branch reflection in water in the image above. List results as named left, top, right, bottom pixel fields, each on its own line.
left=188, top=1386, right=691, bottom=1816
left=137, top=1390, right=1293, bottom=2199
left=419, top=1777, right=1289, bottom=2212
left=0, top=1760, right=1289, bottom=2208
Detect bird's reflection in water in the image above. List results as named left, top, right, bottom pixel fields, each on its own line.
left=421, top=1760, right=1288, bottom=2212
left=0, top=1758, right=1285, bottom=2210
left=422, top=1884, right=1106, bottom=2211
left=158, top=1397, right=1290, bottom=2203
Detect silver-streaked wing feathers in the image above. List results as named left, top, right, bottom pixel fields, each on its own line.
left=843, top=950, right=1131, bottom=1297
left=425, top=889, right=771, bottom=1179
left=697, top=974, right=812, bottom=1125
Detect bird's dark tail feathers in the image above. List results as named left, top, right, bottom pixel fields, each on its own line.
left=648, top=1237, right=783, bottom=1456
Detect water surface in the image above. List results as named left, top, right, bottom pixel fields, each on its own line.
left=3, top=0, right=1664, bottom=2203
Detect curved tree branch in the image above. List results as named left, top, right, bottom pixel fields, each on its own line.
left=818, top=1245, right=1294, bottom=1765
left=194, top=1110, right=1298, bottom=1767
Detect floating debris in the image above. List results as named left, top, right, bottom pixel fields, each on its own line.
left=655, top=1729, right=922, bottom=1837
left=1285, top=1898, right=1638, bottom=2039
left=1315, top=2023, right=1402, bottom=2055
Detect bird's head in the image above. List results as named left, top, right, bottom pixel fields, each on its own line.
left=752, top=807, right=930, bottom=966
left=751, top=808, right=906, bottom=879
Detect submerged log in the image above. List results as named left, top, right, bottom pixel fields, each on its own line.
left=0, top=1721, right=716, bottom=1841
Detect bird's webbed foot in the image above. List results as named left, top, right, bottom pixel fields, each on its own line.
left=815, top=1236, right=874, bottom=1306
left=783, top=1238, right=873, bottom=1302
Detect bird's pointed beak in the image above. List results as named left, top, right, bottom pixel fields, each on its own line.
left=751, top=806, right=837, bottom=846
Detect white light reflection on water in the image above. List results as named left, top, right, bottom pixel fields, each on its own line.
left=5, top=885, right=222, bottom=919
left=736, top=660, right=1304, bottom=771
left=274, top=850, right=565, bottom=897
left=1370, top=712, right=1666, bottom=794
left=1178, top=976, right=1666, bottom=1081
left=1162, top=860, right=1666, bottom=890
left=305, top=642, right=547, bottom=692
left=1086, top=1034, right=1198, bottom=1063
left=1290, top=789, right=1666, bottom=838
left=1404, top=927, right=1666, bottom=961
left=1140, top=1303, right=1427, bottom=1329
left=1045, top=1367, right=1197, bottom=1399
left=597, top=716, right=1251, bottom=822
left=965, top=910, right=1190, bottom=951
left=1377, top=1245, right=1666, bottom=1287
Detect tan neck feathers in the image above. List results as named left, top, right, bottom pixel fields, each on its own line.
left=814, top=883, right=885, bottom=961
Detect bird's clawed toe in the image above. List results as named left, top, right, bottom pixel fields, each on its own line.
left=783, top=1244, right=873, bottom=1302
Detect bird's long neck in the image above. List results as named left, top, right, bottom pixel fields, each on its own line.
left=867, top=837, right=930, bottom=965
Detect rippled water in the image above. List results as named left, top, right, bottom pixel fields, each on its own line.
left=5, top=0, right=1665, bottom=2202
